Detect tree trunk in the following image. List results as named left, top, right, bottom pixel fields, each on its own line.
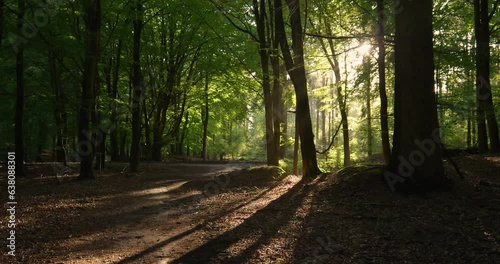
left=0, top=0, right=5, bottom=48
left=293, top=113, right=299, bottom=175
left=14, top=0, right=25, bottom=176
left=178, top=111, right=189, bottom=155
left=253, top=0, right=278, bottom=166
left=474, top=0, right=500, bottom=152
left=386, top=0, right=444, bottom=192
left=110, top=40, right=122, bottom=161
left=92, top=75, right=104, bottom=171
left=202, top=73, right=209, bottom=161
left=364, top=55, right=373, bottom=157
left=316, top=14, right=350, bottom=166
left=129, top=0, right=143, bottom=172
left=78, top=0, right=101, bottom=180
left=143, top=99, right=151, bottom=159
left=270, top=1, right=283, bottom=164
left=275, top=0, right=322, bottom=179
left=377, top=0, right=391, bottom=164
left=49, top=51, right=67, bottom=164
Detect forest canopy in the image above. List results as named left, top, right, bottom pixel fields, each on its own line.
left=0, top=0, right=499, bottom=185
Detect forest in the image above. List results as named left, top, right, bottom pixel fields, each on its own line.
left=0, top=0, right=499, bottom=263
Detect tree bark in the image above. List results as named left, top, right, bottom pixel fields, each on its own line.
left=15, top=0, right=25, bottom=176
left=474, top=0, right=500, bottom=152
left=377, top=0, right=391, bottom=164
left=78, top=0, right=101, bottom=179
left=275, top=0, right=321, bottom=179
left=202, top=73, right=209, bottom=161
left=0, top=0, right=5, bottom=48
left=386, top=0, right=444, bottom=192
left=269, top=0, right=283, bottom=164
left=253, top=0, right=278, bottom=166
left=110, top=40, right=122, bottom=161
left=129, top=0, right=143, bottom=172
left=363, top=55, right=373, bottom=157
left=50, top=51, right=67, bottom=164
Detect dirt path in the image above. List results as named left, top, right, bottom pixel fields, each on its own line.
left=1, top=156, right=499, bottom=263
left=1, top=162, right=293, bottom=264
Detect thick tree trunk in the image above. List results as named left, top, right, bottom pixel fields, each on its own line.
left=377, top=0, right=391, bottom=164
left=78, top=0, right=101, bottom=180
left=474, top=0, right=500, bottom=152
left=14, top=0, right=25, bottom=176
left=129, top=0, right=143, bottom=172
left=275, top=0, right=321, bottom=179
left=0, top=0, right=4, bottom=48
left=386, top=0, right=444, bottom=192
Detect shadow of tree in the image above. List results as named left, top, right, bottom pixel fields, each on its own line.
left=169, top=178, right=318, bottom=264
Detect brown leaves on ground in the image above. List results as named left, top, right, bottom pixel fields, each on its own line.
left=0, top=155, right=499, bottom=263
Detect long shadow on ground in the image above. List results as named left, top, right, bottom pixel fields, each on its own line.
left=170, top=176, right=323, bottom=264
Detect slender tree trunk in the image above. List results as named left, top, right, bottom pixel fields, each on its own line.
left=120, top=132, right=127, bottom=160
left=202, top=73, right=209, bottom=161
left=50, top=51, right=67, bottom=164
left=253, top=0, right=278, bottom=166
left=386, top=0, right=444, bottom=192
left=279, top=64, right=288, bottom=159
left=78, top=0, right=101, bottom=179
left=129, top=0, right=143, bottom=172
left=474, top=0, right=500, bottom=152
left=275, top=0, right=321, bottom=179
left=316, top=15, right=350, bottom=166
left=270, top=1, right=283, bottom=164
left=364, top=55, right=373, bottom=157
left=143, top=100, right=151, bottom=159
left=377, top=0, right=391, bottom=164
left=92, top=76, right=104, bottom=171
left=178, top=111, right=189, bottom=155
left=293, top=113, right=299, bottom=175
left=110, top=40, right=122, bottom=161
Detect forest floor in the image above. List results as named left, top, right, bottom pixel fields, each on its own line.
left=0, top=154, right=499, bottom=264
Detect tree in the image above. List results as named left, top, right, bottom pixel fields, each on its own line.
left=376, top=0, right=391, bottom=164
left=0, top=0, right=4, bottom=48
left=201, top=73, right=209, bottom=161
left=315, top=15, right=351, bottom=167
left=78, top=0, right=101, bottom=180
left=386, top=0, right=444, bottom=191
left=50, top=50, right=67, bottom=164
left=15, top=0, right=25, bottom=177
left=129, top=0, right=144, bottom=172
left=275, top=0, right=321, bottom=179
left=474, top=0, right=500, bottom=152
